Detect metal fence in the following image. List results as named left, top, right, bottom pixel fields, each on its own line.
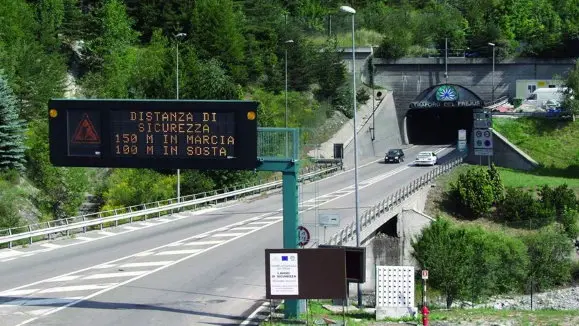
left=327, top=155, right=465, bottom=246
left=0, top=164, right=340, bottom=248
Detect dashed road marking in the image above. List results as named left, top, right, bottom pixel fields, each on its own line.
left=154, top=249, right=202, bottom=256
left=83, top=271, right=148, bottom=280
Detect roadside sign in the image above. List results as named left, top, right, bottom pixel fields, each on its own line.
left=475, top=148, right=494, bottom=156
left=458, top=140, right=468, bottom=153
left=422, top=270, right=429, bottom=280
left=48, top=99, right=259, bottom=170
left=474, top=119, right=492, bottom=128
left=473, top=128, right=493, bottom=150
left=297, top=226, right=310, bottom=247
left=319, top=213, right=340, bottom=227
left=458, top=129, right=466, bottom=141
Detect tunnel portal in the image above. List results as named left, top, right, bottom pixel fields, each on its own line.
left=405, top=84, right=484, bottom=145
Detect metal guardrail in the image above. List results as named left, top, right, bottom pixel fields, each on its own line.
left=327, top=155, right=465, bottom=245
left=0, top=165, right=340, bottom=248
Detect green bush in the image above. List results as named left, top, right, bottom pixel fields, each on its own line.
left=412, top=218, right=529, bottom=307
left=559, top=208, right=579, bottom=239
left=487, top=164, right=505, bottom=204
left=0, top=179, right=23, bottom=229
left=538, top=184, right=578, bottom=217
left=495, top=187, right=553, bottom=227
left=523, top=224, right=573, bottom=292
left=449, top=168, right=496, bottom=218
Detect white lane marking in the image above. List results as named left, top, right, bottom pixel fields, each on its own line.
left=40, top=244, right=61, bottom=249
left=0, top=297, right=82, bottom=308
left=4, top=146, right=444, bottom=324
left=263, top=216, right=282, bottom=220
left=182, top=241, right=223, bottom=246
left=119, top=262, right=173, bottom=268
left=73, top=237, right=95, bottom=241
left=44, top=276, right=82, bottom=283
left=92, top=264, right=116, bottom=269
left=121, top=226, right=140, bottom=230
left=38, top=284, right=116, bottom=294
left=83, top=271, right=148, bottom=280
left=98, top=231, right=115, bottom=236
left=231, top=227, right=260, bottom=231
left=0, top=250, right=27, bottom=259
left=12, top=219, right=283, bottom=325
left=1, top=258, right=17, bottom=262
left=248, top=221, right=271, bottom=225
left=137, top=222, right=155, bottom=227
left=154, top=250, right=202, bottom=256
left=0, top=289, right=39, bottom=296
left=133, top=252, right=154, bottom=257
left=0, top=146, right=430, bottom=266
left=211, top=233, right=245, bottom=237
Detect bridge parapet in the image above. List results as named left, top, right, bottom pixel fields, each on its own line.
left=327, top=154, right=465, bottom=246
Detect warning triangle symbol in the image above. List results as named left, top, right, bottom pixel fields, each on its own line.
left=72, top=113, right=101, bottom=144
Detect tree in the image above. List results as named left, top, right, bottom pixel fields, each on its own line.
left=449, top=168, right=495, bottom=218
left=562, top=60, right=579, bottom=121
left=25, top=120, right=89, bottom=219
left=0, top=73, right=26, bottom=171
left=35, top=0, right=65, bottom=51
left=191, top=0, right=247, bottom=83
left=411, top=217, right=472, bottom=308
left=524, top=224, right=574, bottom=292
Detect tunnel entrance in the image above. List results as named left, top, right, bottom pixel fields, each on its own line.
left=405, top=84, right=484, bottom=145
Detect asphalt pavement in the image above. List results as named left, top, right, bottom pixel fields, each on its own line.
left=0, top=144, right=454, bottom=326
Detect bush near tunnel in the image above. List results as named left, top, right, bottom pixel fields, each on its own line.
left=412, top=217, right=575, bottom=309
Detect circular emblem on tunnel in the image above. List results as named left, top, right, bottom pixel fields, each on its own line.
left=435, top=85, right=458, bottom=102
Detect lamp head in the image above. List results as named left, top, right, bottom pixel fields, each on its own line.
left=488, top=42, right=495, bottom=46
left=340, top=5, right=356, bottom=14
left=175, top=32, right=187, bottom=39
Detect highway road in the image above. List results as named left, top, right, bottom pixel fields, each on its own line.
left=0, top=144, right=456, bottom=326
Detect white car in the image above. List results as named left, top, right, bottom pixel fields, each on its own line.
left=415, top=151, right=438, bottom=166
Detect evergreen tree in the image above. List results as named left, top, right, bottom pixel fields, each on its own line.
left=0, top=73, right=26, bottom=171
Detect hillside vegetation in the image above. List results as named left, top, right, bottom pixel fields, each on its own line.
left=1, top=0, right=579, bottom=230
left=492, top=118, right=579, bottom=177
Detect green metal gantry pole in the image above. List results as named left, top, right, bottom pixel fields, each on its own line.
left=256, top=127, right=303, bottom=319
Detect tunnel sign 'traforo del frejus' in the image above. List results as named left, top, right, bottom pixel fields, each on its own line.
left=48, top=99, right=258, bottom=170
left=409, top=84, right=484, bottom=109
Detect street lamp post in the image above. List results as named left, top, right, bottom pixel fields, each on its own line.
left=175, top=32, right=187, bottom=203
left=488, top=42, right=495, bottom=102
left=284, top=39, right=294, bottom=157
left=445, top=38, right=448, bottom=84
left=340, top=4, right=362, bottom=309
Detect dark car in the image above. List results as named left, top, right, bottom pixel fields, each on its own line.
left=385, top=149, right=405, bottom=163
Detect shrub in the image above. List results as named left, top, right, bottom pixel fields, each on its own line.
left=523, top=224, right=573, bottom=292
left=538, top=184, right=578, bottom=217
left=559, top=208, right=579, bottom=239
left=449, top=168, right=495, bottom=218
left=487, top=164, right=505, bottom=203
left=412, top=218, right=529, bottom=307
left=495, top=187, right=554, bottom=227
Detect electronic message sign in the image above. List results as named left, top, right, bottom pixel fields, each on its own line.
left=48, top=99, right=258, bottom=170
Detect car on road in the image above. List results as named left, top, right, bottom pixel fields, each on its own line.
left=415, top=151, right=437, bottom=166
left=385, top=149, right=405, bottom=163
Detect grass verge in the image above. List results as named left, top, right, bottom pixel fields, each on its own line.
left=261, top=300, right=579, bottom=325
left=492, top=117, right=579, bottom=178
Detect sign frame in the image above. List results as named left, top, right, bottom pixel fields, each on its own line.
left=48, top=99, right=259, bottom=170
left=265, top=248, right=347, bottom=300
left=422, top=270, right=429, bottom=280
